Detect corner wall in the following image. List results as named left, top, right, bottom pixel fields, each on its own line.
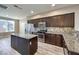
left=15, top=20, right=19, bottom=33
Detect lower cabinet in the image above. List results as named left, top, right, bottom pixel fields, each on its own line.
left=45, top=33, right=79, bottom=55
left=45, top=33, right=63, bottom=47
left=45, top=34, right=55, bottom=45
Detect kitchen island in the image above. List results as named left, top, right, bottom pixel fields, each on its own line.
left=11, top=33, right=38, bottom=55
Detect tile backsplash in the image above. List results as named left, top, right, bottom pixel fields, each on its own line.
left=47, top=27, right=74, bottom=33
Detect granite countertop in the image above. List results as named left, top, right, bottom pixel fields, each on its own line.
left=46, top=31, right=79, bottom=53
left=11, top=33, right=37, bottom=39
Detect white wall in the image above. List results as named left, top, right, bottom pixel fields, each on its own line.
left=29, top=5, right=79, bottom=31
left=19, top=20, right=27, bottom=34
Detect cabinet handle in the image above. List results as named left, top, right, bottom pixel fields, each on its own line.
left=30, top=42, right=32, bottom=45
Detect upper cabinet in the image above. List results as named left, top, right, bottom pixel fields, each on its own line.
left=28, top=19, right=39, bottom=27
left=28, top=13, right=74, bottom=27
left=64, top=13, right=74, bottom=27
left=50, top=15, right=64, bottom=27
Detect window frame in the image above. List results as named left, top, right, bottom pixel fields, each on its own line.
left=0, top=19, right=15, bottom=33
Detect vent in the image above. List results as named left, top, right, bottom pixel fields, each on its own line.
left=0, top=4, right=8, bottom=9
left=14, top=5, right=22, bottom=9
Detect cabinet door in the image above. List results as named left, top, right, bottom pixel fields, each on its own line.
left=28, top=19, right=38, bottom=27
left=33, top=19, right=38, bottom=27
left=46, top=17, right=51, bottom=27
left=50, top=34, right=56, bottom=45
left=45, top=33, right=51, bottom=44
left=11, top=35, right=17, bottom=49
left=55, top=35, right=62, bottom=47
left=28, top=20, right=32, bottom=23
left=50, top=16, right=63, bottom=27
left=45, top=34, right=63, bottom=47
left=51, top=15, right=64, bottom=27
left=51, top=16, right=58, bottom=27
left=45, top=34, right=56, bottom=45
left=64, top=13, right=74, bottom=27
left=30, top=37, right=38, bottom=55
left=57, top=15, right=64, bottom=27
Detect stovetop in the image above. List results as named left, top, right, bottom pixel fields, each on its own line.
left=37, top=30, right=47, bottom=33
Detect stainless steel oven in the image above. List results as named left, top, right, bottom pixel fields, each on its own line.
left=37, top=32, right=45, bottom=43
left=37, top=30, right=47, bottom=43
left=37, top=22, right=47, bottom=43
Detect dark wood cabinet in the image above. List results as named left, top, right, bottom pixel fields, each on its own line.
left=50, top=15, right=64, bottom=27
left=45, top=33, right=56, bottom=45
left=45, top=17, right=51, bottom=27
left=28, top=19, right=37, bottom=27
left=55, top=34, right=63, bottom=47
left=45, top=33, right=63, bottom=47
left=49, top=13, right=74, bottom=27
left=29, top=37, right=37, bottom=54
left=64, top=13, right=74, bottom=27
left=33, top=19, right=38, bottom=27
left=28, top=13, right=74, bottom=27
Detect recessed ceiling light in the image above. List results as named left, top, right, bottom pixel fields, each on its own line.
left=31, top=10, right=34, bottom=14
left=6, top=15, right=9, bottom=17
left=51, top=4, right=55, bottom=6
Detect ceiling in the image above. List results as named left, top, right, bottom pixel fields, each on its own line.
left=0, top=4, right=75, bottom=20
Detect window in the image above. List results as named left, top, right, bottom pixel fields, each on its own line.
left=0, top=19, right=15, bottom=32
left=8, top=21, right=15, bottom=32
